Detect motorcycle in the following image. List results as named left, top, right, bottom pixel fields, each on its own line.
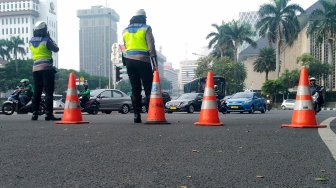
left=219, top=99, right=228, bottom=114
left=2, top=89, right=46, bottom=115
left=312, top=86, right=324, bottom=114
left=79, top=95, right=100, bottom=115
left=266, top=99, right=272, bottom=111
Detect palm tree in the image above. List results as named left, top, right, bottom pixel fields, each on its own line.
left=256, top=0, right=304, bottom=78
left=253, top=48, right=276, bottom=81
left=307, top=0, right=336, bottom=90
left=223, top=20, right=257, bottom=62
left=8, top=36, right=26, bottom=73
left=206, top=23, right=232, bottom=58
left=0, top=39, right=11, bottom=61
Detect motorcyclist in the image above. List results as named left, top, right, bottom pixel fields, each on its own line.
left=79, top=83, right=90, bottom=109
left=309, top=77, right=324, bottom=110
left=18, top=79, right=34, bottom=107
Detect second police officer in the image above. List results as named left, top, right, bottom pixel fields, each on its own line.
left=122, top=9, right=158, bottom=123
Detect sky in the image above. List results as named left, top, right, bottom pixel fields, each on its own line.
left=57, top=0, right=317, bottom=70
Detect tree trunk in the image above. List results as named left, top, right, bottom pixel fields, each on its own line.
left=327, top=39, right=333, bottom=91
left=265, top=71, right=269, bottom=81
left=234, top=47, right=238, bottom=62
left=276, top=39, right=280, bottom=79
left=14, top=53, right=18, bottom=73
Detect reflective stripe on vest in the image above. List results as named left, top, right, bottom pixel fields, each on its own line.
left=29, top=37, right=52, bottom=63
left=123, top=24, right=149, bottom=55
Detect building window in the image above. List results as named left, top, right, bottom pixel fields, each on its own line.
left=18, top=18, right=20, bottom=24
left=10, top=18, right=12, bottom=24
left=18, top=27, right=20, bottom=34
left=2, top=29, right=4, bottom=35
left=7, top=4, right=9, bottom=10
left=1, top=19, right=3, bottom=25
left=32, top=18, right=34, bottom=24
left=23, top=3, right=25, bottom=8
left=19, top=3, right=21, bottom=9
left=26, top=27, right=28, bottom=33
left=11, top=3, right=13, bottom=10
left=22, top=18, right=24, bottom=23
left=10, top=28, right=12, bottom=34
left=15, top=3, right=17, bottom=9
left=26, top=38, right=28, bottom=43
left=14, top=18, right=16, bottom=24
left=14, top=28, right=16, bottom=34
left=6, top=18, right=8, bottom=25
left=26, top=18, right=28, bottom=24
left=22, top=27, right=24, bottom=33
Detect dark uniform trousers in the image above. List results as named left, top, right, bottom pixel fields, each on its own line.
left=126, top=58, right=153, bottom=114
left=32, top=69, right=55, bottom=116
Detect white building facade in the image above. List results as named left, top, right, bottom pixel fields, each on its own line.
left=0, top=0, right=59, bottom=67
left=163, top=62, right=179, bottom=96
left=179, top=60, right=198, bottom=92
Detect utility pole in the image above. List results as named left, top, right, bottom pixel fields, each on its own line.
left=112, top=43, right=118, bottom=89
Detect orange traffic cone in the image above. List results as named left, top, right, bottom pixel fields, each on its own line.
left=282, top=67, right=326, bottom=128
left=195, top=72, right=223, bottom=126
left=55, top=72, right=89, bottom=124
left=146, top=69, right=170, bottom=124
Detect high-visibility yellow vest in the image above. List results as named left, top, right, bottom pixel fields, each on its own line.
left=123, top=24, right=150, bottom=55
left=29, top=37, right=52, bottom=62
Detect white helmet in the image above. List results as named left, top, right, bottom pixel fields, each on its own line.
left=34, top=21, right=47, bottom=30
left=309, top=77, right=316, bottom=81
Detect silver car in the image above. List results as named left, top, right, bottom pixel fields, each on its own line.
left=90, top=89, right=132, bottom=114
left=281, top=99, right=296, bottom=110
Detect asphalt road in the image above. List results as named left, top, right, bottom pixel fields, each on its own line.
left=0, top=110, right=335, bottom=188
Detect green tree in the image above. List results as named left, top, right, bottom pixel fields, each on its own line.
left=297, top=53, right=333, bottom=83
left=279, top=69, right=300, bottom=90
left=212, top=57, right=247, bottom=94
left=116, top=80, right=132, bottom=94
left=261, top=79, right=283, bottom=102
left=253, top=48, right=276, bottom=81
left=8, top=36, right=26, bottom=73
left=223, top=20, right=257, bottom=61
left=0, top=60, right=33, bottom=92
left=206, top=22, right=232, bottom=58
left=195, top=56, right=212, bottom=78
left=307, top=0, right=336, bottom=89
left=0, top=39, right=11, bottom=61
left=256, top=0, right=304, bottom=78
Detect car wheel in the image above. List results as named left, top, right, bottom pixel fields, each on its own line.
left=248, top=105, right=255, bottom=114
left=187, top=105, right=194, bottom=114
left=167, top=111, right=173, bottom=114
left=2, top=103, right=15, bottom=115
left=240, top=112, right=243, bottom=114
left=121, top=104, right=130, bottom=114
left=281, top=106, right=286, bottom=110
left=261, top=105, right=266, bottom=114
left=141, top=105, right=147, bottom=113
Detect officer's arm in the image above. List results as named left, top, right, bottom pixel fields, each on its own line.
left=146, top=27, right=157, bottom=68
left=46, top=38, right=59, bottom=52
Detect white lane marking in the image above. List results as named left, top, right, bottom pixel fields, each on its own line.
left=319, top=117, right=336, bottom=161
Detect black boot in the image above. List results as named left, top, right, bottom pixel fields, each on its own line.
left=45, top=114, right=61, bottom=121
left=31, top=112, right=38, bottom=121
left=134, top=113, right=142, bottom=123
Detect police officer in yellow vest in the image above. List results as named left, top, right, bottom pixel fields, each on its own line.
left=123, top=9, right=158, bottom=123
left=29, top=21, right=60, bottom=121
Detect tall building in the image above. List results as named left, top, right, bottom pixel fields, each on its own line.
left=156, top=50, right=166, bottom=75
left=179, top=60, right=198, bottom=92
left=238, top=11, right=259, bottom=53
left=0, top=0, right=59, bottom=67
left=163, top=62, right=179, bottom=95
left=77, top=6, right=119, bottom=81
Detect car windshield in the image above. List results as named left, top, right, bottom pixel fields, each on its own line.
left=177, top=93, right=198, bottom=100
left=231, top=92, right=253, bottom=99
left=90, top=89, right=104, bottom=97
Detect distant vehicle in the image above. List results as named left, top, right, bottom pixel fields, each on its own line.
left=183, top=76, right=225, bottom=100
left=90, top=89, right=132, bottom=114
left=219, top=95, right=232, bottom=114
left=52, top=94, right=65, bottom=111
left=141, top=91, right=171, bottom=113
left=226, top=92, right=266, bottom=114
left=281, top=99, right=296, bottom=110
left=165, top=93, right=203, bottom=113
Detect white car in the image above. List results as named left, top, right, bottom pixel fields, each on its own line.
left=281, top=99, right=296, bottom=110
